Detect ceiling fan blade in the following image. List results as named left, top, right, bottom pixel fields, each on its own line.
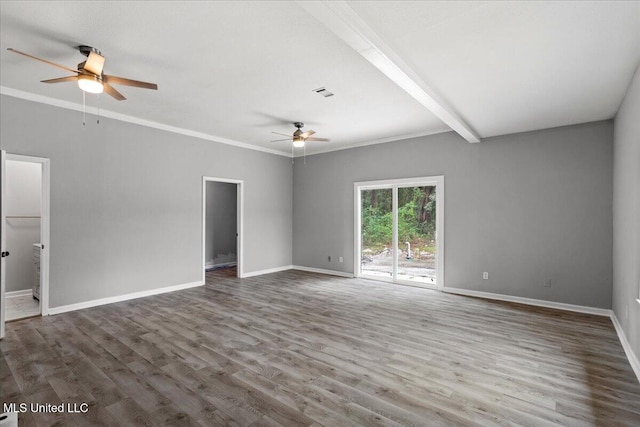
left=84, top=51, right=105, bottom=75
left=103, top=82, right=126, bottom=101
left=300, top=130, right=316, bottom=138
left=41, top=76, right=78, bottom=84
left=103, top=74, right=158, bottom=90
left=7, top=48, right=78, bottom=74
left=272, top=131, right=292, bottom=137
left=306, top=137, right=330, bottom=142
left=271, top=138, right=292, bottom=142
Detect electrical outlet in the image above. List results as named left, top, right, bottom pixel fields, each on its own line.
left=328, top=255, right=331, bottom=262
left=339, top=256, right=343, bottom=263
left=482, top=272, right=489, bottom=280
left=544, top=279, right=552, bottom=288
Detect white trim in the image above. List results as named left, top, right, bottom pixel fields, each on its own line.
left=242, top=265, right=293, bottom=278
left=442, top=287, right=612, bottom=316
left=202, top=177, right=243, bottom=280
left=205, top=262, right=237, bottom=270
left=297, top=1, right=480, bottom=143
left=392, top=183, right=398, bottom=281
left=292, top=265, right=354, bottom=278
left=610, top=312, right=640, bottom=383
left=295, top=128, right=451, bottom=157
left=2, top=86, right=456, bottom=159
left=47, top=280, right=203, bottom=315
left=1, top=86, right=290, bottom=158
left=0, top=150, right=5, bottom=339
left=354, top=185, right=361, bottom=279
left=6, top=289, right=33, bottom=298
left=354, top=176, right=444, bottom=289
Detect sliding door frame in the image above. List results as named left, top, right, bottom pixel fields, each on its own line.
left=354, top=176, right=444, bottom=290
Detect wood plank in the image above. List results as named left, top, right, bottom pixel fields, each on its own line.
left=0, top=268, right=638, bottom=426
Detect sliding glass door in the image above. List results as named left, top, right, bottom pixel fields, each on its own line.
left=360, top=188, right=393, bottom=279
left=396, top=186, right=437, bottom=284
left=355, top=177, right=444, bottom=288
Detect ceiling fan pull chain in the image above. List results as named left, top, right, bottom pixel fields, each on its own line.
left=82, top=90, right=86, bottom=126
left=97, top=93, right=100, bottom=125
left=291, top=144, right=294, bottom=164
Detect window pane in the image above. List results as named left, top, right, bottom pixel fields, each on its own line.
left=396, top=186, right=437, bottom=285
left=360, top=188, right=393, bottom=278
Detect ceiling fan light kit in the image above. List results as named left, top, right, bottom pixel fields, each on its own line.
left=77, top=74, right=103, bottom=94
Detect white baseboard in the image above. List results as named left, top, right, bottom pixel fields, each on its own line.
left=6, top=289, right=33, bottom=298
left=610, top=312, right=640, bottom=383
left=205, top=262, right=237, bottom=270
left=47, top=280, right=204, bottom=315
left=292, top=265, right=354, bottom=278
left=442, top=287, right=611, bottom=316
left=241, top=265, right=354, bottom=279
left=241, top=265, right=293, bottom=278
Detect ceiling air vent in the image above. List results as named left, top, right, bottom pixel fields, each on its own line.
left=312, top=87, right=334, bottom=97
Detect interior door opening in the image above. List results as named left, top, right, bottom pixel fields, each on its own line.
left=1, top=152, right=50, bottom=339
left=202, top=177, right=243, bottom=281
left=355, top=176, right=444, bottom=289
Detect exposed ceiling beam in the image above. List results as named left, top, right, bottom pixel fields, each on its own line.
left=297, top=0, right=481, bottom=143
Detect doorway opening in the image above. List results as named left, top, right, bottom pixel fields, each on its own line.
left=1, top=152, right=51, bottom=339
left=355, top=176, right=444, bottom=289
left=202, top=177, right=243, bottom=281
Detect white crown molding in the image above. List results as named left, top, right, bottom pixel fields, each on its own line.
left=0, top=86, right=291, bottom=158
left=298, top=127, right=451, bottom=157
left=47, top=280, right=203, bottom=315
left=2, top=86, right=458, bottom=159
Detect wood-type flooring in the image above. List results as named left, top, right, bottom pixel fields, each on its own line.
left=1, top=268, right=639, bottom=426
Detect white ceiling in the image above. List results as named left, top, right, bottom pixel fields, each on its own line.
left=1, top=1, right=639, bottom=156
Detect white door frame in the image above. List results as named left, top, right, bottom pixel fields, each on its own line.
left=1, top=150, right=6, bottom=338
left=202, top=177, right=244, bottom=281
left=1, top=153, right=51, bottom=339
left=354, top=176, right=444, bottom=290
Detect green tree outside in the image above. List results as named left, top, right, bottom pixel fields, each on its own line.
left=361, top=186, right=436, bottom=255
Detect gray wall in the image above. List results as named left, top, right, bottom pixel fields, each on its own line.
left=5, top=160, right=41, bottom=292
left=613, top=66, right=640, bottom=361
left=205, top=181, right=237, bottom=267
left=0, top=95, right=292, bottom=308
left=293, top=121, right=613, bottom=308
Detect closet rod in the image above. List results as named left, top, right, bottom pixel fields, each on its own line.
left=6, top=215, right=40, bottom=218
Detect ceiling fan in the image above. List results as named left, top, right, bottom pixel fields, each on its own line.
left=272, top=122, right=330, bottom=148
left=7, top=45, right=158, bottom=101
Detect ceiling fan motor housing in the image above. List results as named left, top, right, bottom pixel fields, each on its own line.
left=78, top=45, right=102, bottom=57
